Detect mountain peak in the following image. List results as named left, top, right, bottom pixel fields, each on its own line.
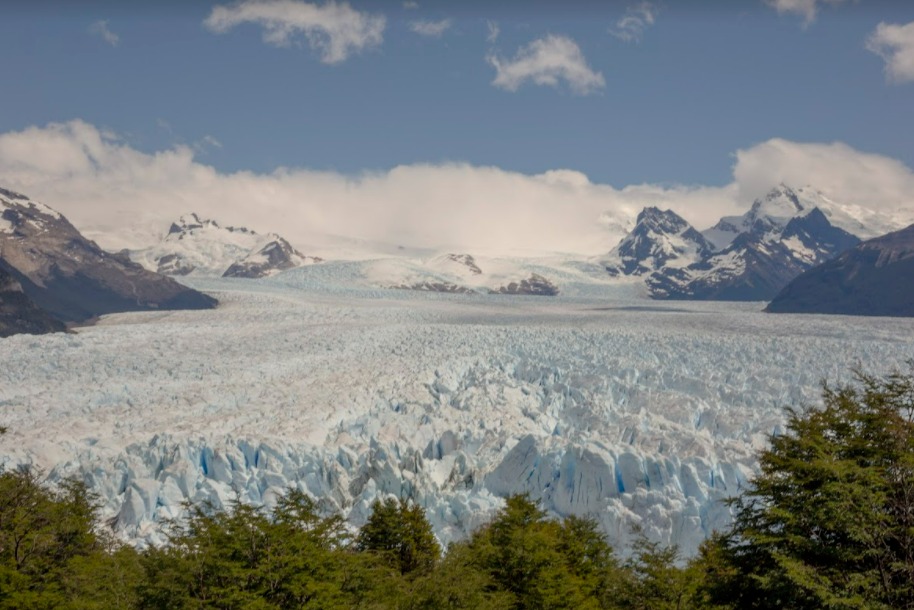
left=603, top=207, right=712, bottom=276
left=747, top=184, right=804, bottom=224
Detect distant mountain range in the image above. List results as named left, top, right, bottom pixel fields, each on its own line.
left=130, top=213, right=322, bottom=279
left=766, top=223, right=914, bottom=317
left=3, top=182, right=909, bottom=330
left=602, top=185, right=901, bottom=302
left=0, top=187, right=216, bottom=337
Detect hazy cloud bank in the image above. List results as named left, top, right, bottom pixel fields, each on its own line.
left=1, top=121, right=912, bottom=257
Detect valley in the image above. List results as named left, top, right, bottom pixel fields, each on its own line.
left=2, top=268, right=912, bottom=556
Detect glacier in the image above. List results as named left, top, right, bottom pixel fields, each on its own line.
left=2, top=263, right=913, bottom=556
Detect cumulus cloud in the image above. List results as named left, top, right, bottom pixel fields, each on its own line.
left=88, top=20, right=119, bottom=46
left=609, top=2, right=658, bottom=43
left=867, top=21, right=914, bottom=84
left=203, top=0, right=385, bottom=64
left=764, top=0, right=850, bottom=26
left=487, top=35, right=605, bottom=95
left=1, top=121, right=912, bottom=257
left=409, top=18, right=452, bottom=38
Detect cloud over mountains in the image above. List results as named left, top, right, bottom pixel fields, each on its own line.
left=1, top=121, right=912, bottom=256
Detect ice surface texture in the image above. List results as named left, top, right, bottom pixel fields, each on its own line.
left=2, top=265, right=913, bottom=556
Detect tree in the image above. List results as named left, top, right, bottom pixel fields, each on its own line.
left=700, top=368, right=914, bottom=609
left=0, top=469, right=103, bottom=609
left=356, top=497, right=441, bottom=576
left=138, top=491, right=353, bottom=609
left=464, top=495, right=618, bottom=610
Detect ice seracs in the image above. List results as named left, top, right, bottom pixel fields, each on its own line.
left=132, top=213, right=321, bottom=278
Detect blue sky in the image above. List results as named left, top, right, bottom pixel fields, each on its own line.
left=2, top=0, right=912, bottom=185
left=1, top=0, right=913, bottom=254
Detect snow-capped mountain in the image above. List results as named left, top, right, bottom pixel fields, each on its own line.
left=131, top=213, right=321, bottom=278
left=0, top=187, right=216, bottom=324
left=597, top=185, right=867, bottom=301
left=601, top=207, right=714, bottom=276
left=224, top=237, right=321, bottom=279
left=650, top=207, right=860, bottom=301
left=767, top=222, right=914, bottom=316
left=703, top=184, right=908, bottom=249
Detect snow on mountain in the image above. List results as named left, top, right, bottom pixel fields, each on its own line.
left=0, top=188, right=216, bottom=323
left=224, top=237, right=322, bottom=279
left=601, top=207, right=714, bottom=276
left=1, top=273, right=913, bottom=558
left=650, top=206, right=860, bottom=301
left=767, top=222, right=914, bottom=316
left=359, top=253, right=632, bottom=297
left=131, top=213, right=321, bottom=278
left=703, top=184, right=909, bottom=250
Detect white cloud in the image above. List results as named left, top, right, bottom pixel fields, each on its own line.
left=609, top=2, right=658, bottom=43
left=732, top=138, right=914, bottom=210
left=866, top=21, right=914, bottom=84
left=487, top=35, right=605, bottom=95
left=486, top=20, right=500, bottom=44
left=764, top=0, right=850, bottom=26
left=88, top=20, right=119, bottom=46
left=1, top=121, right=913, bottom=257
left=204, top=0, right=385, bottom=64
left=409, top=18, right=452, bottom=38
left=402, top=1, right=419, bottom=8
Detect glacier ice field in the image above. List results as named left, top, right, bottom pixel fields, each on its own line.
left=2, top=262, right=914, bottom=557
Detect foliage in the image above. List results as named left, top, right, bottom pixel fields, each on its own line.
left=0, top=469, right=91, bottom=609
left=699, top=368, right=914, bottom=609
left=356, top=497, right=441, bottom=576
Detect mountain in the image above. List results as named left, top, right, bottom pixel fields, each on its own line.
left=702, top=184, right=907, bottom=250
left=0, top=187, right=216, bottom=324
left=602, top=207, right=714, bottom=276
left=766, top=223, right=914, bottom=316
left=368, top=253, right=566, bottom=296
left=0, top=266, right=66, bottom=337
left=647, top=186, right=860, bottom=301
left=223, top=236, right=319, bottom=279
left=132, top=214, right=321, bottom=278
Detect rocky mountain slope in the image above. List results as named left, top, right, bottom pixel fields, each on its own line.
left=650, top=206, right=860, bottom=301
left=0, top=187, right=216, bottom=324
left=766, top=223, right=914, bottom=316
left=132, top=214, right=321, bottom=278
left=604, top=185, right=865, bottom=301
left=602, top=207, right=713, bottom=276
left=0, top=265, right=66, bottom=337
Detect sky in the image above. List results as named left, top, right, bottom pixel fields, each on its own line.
left=1, top=0, right=913, bottom=255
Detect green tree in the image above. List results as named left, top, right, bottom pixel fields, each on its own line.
left=356, top=498, right=441, bottom=576
left=613, top=533, right=697, bottom=610
left=701, top=369, right=914, bottom=609
left=464, top=495, right=618, bottom=610
left=138, top=491, right=353, bottom=609
left=0, top=469, right=101, bottom=610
